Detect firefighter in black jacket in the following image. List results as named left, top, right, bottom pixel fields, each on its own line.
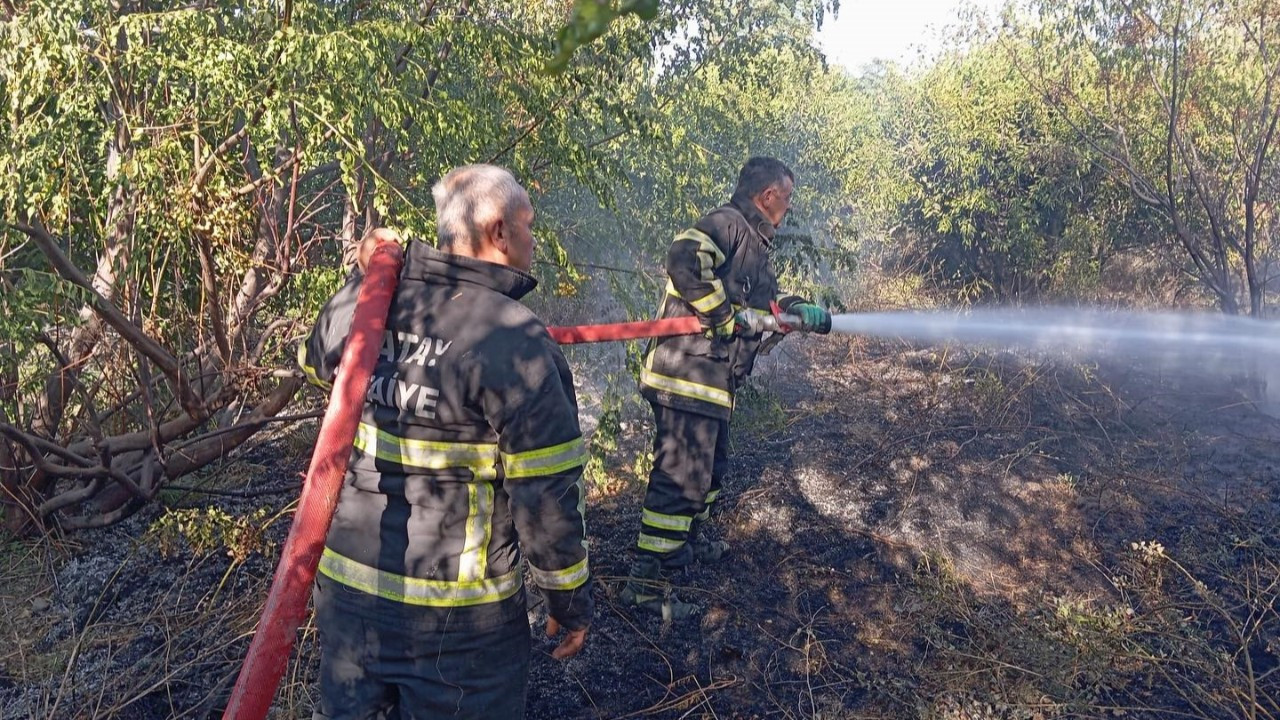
left=622, top=157, right=831, bottom=617
left=300, top=164, right=592, bottom=718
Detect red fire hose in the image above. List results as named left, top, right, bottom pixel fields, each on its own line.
left=546, top=305, right=799, bottom=344
left=547, top=315, right=701, bottom=343
left=222, top=242, right=403, bottom=720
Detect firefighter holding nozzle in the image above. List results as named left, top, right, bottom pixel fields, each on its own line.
left=622, top=156, right=832, bottom=617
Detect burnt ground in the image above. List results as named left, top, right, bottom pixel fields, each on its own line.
left=4, top=334, right=1280, bottom=719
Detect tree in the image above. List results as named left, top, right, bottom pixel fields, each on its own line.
left=534, top=0, right=858, bottom=321
left=1019, top=0, right=1280, bottom=315
left=860, top=41, right=1122, bottom=302
left=0, top=0, right=691, bottom=534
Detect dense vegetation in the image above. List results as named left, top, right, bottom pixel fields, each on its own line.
left=4, top=2, right=1280, bottom=719
left=2, top=0, right=1276, bottom=543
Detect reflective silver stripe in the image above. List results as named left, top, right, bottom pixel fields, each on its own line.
left=354, top=422, right=499, bottom=480
left=318, top=547, right=522, bottom=607
left=642, top=508, right=692, bottom=532
left=501, top=437, right=586, bottom=479
left=638, top=533, right=685, bottom=553
left=528, top=555, right=590, bottom=591
left=458, top=483, right=493, bottom=582
left=297, top=344, right=332, bottom=391
left=574, top=476, right=588, bottom=553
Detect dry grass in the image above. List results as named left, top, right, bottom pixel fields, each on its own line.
left=0, top=476, right=310, bottom=719
left=0, top=535, right=71, bottom=687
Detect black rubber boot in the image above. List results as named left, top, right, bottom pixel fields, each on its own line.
left=692, top=538, right=729, bottom=563
left=688, top=520, right=729, bottom=564
left=619, top=556, right=698, bottom=620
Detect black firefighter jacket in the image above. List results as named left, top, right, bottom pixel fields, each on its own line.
left=639, top=193, right=807, bottom=420
left=299, top=241, right=593, bottom=632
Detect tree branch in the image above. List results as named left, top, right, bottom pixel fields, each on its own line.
left=160, top=377, right=302, bottom=479
left=12, top=220, right=206, bottom=417
left=191, top=108, right=264, bottom=192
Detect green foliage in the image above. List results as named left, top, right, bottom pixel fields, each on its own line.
left=4, top=0, right=806, bottom=529
left=583, top=392, right=624, bottom=489
left=148, top=506, right=275, bottom=564
left=543, top=9, right=868, bottom=318
left=7, top=0, right=1268, bottom=536
left=865, top=41, right=1115, bottom=301
left=732, top=380, right=789, bottom=442
left=1018, top=0, right=1280, bottom=314
left=547, top=0, right=660, bottom=74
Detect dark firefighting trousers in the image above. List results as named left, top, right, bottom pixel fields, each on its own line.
left=635, top=402, right=729, bottom=567
left=311, top=574, right=531, bottom=720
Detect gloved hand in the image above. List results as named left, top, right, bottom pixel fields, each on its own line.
left=703, top=311, right=766, bottom=340
left=732, top=310, right=767, bottom=338
left=790, top=303, right=832, bottom=334
left=703, top=315, right=736, bottom=340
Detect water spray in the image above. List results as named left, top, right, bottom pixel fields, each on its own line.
left=826, top=308, right=1280, bottom=358
left=551, top=305, right=1280, bottom=360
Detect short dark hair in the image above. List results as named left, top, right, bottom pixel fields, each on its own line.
left=734, top=157, right=794, bottom=199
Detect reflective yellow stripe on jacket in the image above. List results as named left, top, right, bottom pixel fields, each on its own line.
left=528, top=556, right=590, bottom=591
left=459, top=483, right=494, bottom=582
left=639, top=352, right=732, bottom=408
left=319, top=547, right=522, bottom=607
left=501, top=437, right=587, bottom=479
left=354, top=422, right=500, bottom=480
left=669, top=229, right=729, bottom=315
left=297, top=344, right=332, bottom=391
left=675, top=228, right=726, bottom=270
left=666, top=279, right=726, bottom=314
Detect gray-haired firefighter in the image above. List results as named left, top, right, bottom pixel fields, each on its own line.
left=621, top=156, right=831, bottom=617
left=299, top=164, right=592, bottom=719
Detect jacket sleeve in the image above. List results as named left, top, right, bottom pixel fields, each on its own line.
left=477, top=335, right=593, bottom=630
left=298, top=274, right=363, bottom=391
left=665, top=227, right=735, bottom=333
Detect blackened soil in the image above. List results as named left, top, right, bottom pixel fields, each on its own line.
left=5, top=335, right=1280, bottom=719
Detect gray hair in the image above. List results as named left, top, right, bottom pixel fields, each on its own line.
left=432, top=164, right=527, bottom=252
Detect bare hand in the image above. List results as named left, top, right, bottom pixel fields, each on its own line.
left=545, top=616, right=588, bottom=660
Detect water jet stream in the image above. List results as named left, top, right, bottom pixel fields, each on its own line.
left=828, top=309, right=1280, bottom=358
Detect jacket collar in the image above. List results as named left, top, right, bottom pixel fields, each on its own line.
left=728, top=191, right=777, bottom=244
left=402, top=240, right=538, bottom=301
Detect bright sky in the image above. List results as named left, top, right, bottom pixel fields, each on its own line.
left=815, top=0, right=1007, bottom=73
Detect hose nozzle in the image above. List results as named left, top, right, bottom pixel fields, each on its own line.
left=760, top=312, right=802, bottom=334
